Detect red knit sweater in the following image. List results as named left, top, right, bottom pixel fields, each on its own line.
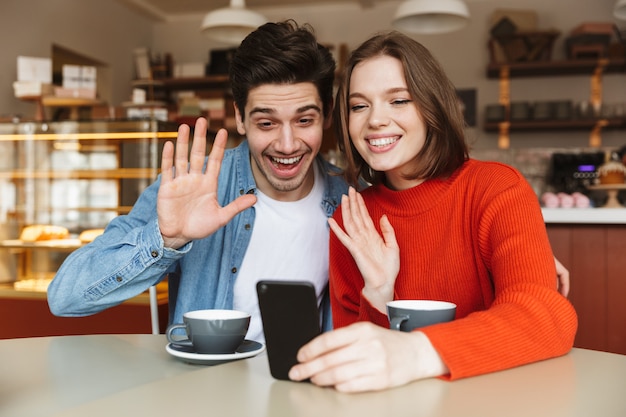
left=330, top=159, right=578, bottom=380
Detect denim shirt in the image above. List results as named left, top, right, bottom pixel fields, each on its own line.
left=47, top=140, right=348, bottom=332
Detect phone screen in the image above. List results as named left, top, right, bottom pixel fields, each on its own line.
left=256, top=280, right=322, bottom=380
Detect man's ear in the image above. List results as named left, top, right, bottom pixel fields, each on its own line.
left=234, top=103, right=246, bottom=135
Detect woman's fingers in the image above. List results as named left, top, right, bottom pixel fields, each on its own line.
left=341, top=187, right=377, bottom=241
left=379, top=214, right=399, bottom=250
left=354, top=188, right=377, bottom=230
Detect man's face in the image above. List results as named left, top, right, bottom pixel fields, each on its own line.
left=235, top=82, right=327, bottom=201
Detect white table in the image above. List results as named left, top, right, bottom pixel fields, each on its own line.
left=1, top=334, right=625, bottom=417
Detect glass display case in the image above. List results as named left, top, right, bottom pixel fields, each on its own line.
left=0, top=120, right=177, bottom=337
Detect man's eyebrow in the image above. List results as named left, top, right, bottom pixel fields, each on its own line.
left=248, top=104, right=322, bottom=118
left=248, top=107, right=274, bottom=117
left=297, top=104, right=322, bottom=114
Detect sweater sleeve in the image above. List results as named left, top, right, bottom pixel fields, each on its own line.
left=421, top=173, right=577, bottom=380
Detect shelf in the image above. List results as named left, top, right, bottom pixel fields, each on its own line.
left=0, top=120, right=175, bottom=241
left=131, top=79, right=165, bottom=88
left=0, top=239, right=83, bottom=250
left=8, top=206, right=133, bottom=214
left=121, top=100, right=168, bottom=108
left=0, top=168, right=159, bottom=180
left=130, top=77, right=234, bottom=133
left=40, top=96, right=104, bottom=107
left=484, top=57, right=626, bottom=148
left=0, top=130, right=177, bottom=142
left=0, top=120, right=179, bottom=139
left=0, top=281, right=168, bottom=304
left=50, top=205, right=133, bottom=213
left=486, top=57, right=626, bottom=78
left=133, top=75, right=231, bottom=91
left=484, top=117, right=626, bottom=132
left=164, top=75, right=230, bottom=90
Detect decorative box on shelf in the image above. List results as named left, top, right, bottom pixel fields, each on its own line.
left=565, top=22, right=616, bottom=60
left=489, top=30, right=561, bottom=64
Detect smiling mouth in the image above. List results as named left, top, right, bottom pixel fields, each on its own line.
left=368, top=137, right=399, bottom=147
left=271, top=155, right=303, bottom=166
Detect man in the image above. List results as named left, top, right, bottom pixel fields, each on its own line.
left=47, top=20, right=346, bottom=343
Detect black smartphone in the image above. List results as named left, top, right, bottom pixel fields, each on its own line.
left=256, top=280, right=322, bottom=381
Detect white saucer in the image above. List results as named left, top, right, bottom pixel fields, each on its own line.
left=166, top=339, right=265, bottom=365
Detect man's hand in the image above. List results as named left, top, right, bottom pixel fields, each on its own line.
left=554, top=257, right=570, bottom=297
left=157, top=118, right=256, bottom=249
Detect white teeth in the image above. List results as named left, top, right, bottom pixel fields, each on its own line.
left=369, top=137, right=397, bottom=147
left=272, top=156, right=302, bottom=164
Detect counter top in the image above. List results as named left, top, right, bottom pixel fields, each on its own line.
left=0, top=281, right=168, bottom=304
left=542, top=208, right=626, bottom=224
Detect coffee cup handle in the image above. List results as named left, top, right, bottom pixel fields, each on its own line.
left=166, top=323, right=192, bottom=347
left=390, top=315, right=410, bottom=331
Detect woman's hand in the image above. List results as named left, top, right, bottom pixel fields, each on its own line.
left=328, top=187, right=400, bottom=312
left=158, top=118, right=256, bottom=249
left=288, top=322, right=448, bottom=393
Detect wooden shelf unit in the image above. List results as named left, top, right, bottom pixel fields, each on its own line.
left=0, top=120, right=177, bottom=337
left=131, top=76, right=235, bottom=131
left=485, top=57, right=626, bottom=148
left=484, top=116, right=626, bottom=132
left=486, top=57, right=626, bottom=78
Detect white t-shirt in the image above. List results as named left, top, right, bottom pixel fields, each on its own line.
left=233, top=165, right=328, bottom=343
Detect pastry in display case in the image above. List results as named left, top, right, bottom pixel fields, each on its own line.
left=0, top=120, right=177, bottom=338
left=19, top=224, right=70, bottom=242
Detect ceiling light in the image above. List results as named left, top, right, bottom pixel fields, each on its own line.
left=200, top=0, right=268, bottom=45
left=615, top=0, right=626, bottom=20
left=392, top=0, right=470, bottom=35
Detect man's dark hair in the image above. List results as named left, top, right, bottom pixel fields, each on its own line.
left=230, top=20, right=336, bottom=121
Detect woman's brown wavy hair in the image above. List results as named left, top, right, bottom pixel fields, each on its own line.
left=333, top=31, right=469, bottom=187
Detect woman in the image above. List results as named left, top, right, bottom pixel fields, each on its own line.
left=288, top=31, right=577, bottom=393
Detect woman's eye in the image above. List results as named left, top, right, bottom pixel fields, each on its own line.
left=350, top=104, right=367, bottom=112
left=392, top=99, right=411, bottom=106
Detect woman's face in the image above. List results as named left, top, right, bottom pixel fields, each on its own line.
left=348, top=55, right=427, bottom=190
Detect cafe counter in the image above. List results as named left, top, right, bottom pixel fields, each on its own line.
left=542, top=208, right=626, bottom=224
left=0, top=282, right=169, bottom=338
left=542, top=208, right=626, bottom=356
